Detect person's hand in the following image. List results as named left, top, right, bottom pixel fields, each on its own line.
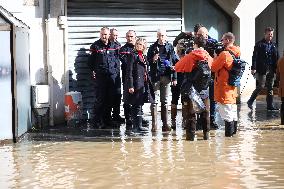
left=153, top=54, right=159, bottom=62
left=213, top=51, right=218, bottom=58
left=92, top=71, right=96, bottom=79
left=128, top=88, right=134, bottom=94
left=171, top=80, right=177, bottom=86
left=251, top=70, right=256, bottom=76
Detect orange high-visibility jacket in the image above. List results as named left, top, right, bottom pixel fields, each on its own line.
left=211, top=45, right=241, bottom=104
left=174, top=48, right=213, bottom=72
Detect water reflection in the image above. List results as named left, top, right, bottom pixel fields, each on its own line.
left=1, top=103, right=284, bottom=188
left=1, top=129, right=284, bottom=188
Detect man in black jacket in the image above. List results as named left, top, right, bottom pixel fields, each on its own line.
left=110, top=28, right=125, bottom=124
left=247, top=27, right=279, bottom=111
left=119, top=30, right=137, bottom=128
left=88, top=27, right=121, bottom=128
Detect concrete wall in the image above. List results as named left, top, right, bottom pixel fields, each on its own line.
left=255, top=2, right=276, bottom=42
left=0, top=0, right=46, bottom=85
left=1, top=0, right=281, bottom=127
left=256, top=1, right=284, bottom=54
left=183, top=0, right=231, bottom=40
left=279, top=1, right=284, bottom=54
left=0, top=0, right=66, bottom=125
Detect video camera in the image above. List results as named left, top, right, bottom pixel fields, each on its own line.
left=178, top=37, right=195, bottom=55
left=174, top=32, right=195, bottom=56
left=206, top=38, right=224, bottom=56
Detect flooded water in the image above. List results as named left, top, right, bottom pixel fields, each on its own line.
left=1, top=102, right=284, bottom=188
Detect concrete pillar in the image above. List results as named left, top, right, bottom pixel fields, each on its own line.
left=46, top=0, right=66, bottom=125
left=234, top=0, right=274, bottom=102
left=215, top=0, right=274, bottom=102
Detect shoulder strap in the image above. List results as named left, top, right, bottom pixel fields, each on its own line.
left=227, top=50, right=238, bottom=59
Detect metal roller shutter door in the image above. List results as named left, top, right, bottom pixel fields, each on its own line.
left=67, top=0, right=182, bottom=119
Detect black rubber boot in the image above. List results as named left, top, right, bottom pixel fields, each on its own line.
left=142, top=118, right=149, bottom=127
left=201, top=116, right=210, bottom=140
left=225, top=121, right=234, bottom=137
left=281, top=99, right=284, bottom=125
left=233, top=121, right=238, bottom=135
left=124, top=103, right=132, bottom=130
left=186, top=118, right=196, bottom=141
left=196, top=114, right=202, bottom=131
left=112, top=94, right=125, bottom=124
left=161, top=104, right=171, bottom=132
left=123, top=103, right=131, bottom=121
left=267, top=95, right=279, bottom=111
left=171, top=104, right=178, bottom=130
left=210, top=117, right=219, bottom=130
left=131, top=105, right=148, bottom=133
left=181, top=104, right=188, bottom=129
left=247, top=91, right=258, bottom=109
left=151, top=104, right=158, bottom=132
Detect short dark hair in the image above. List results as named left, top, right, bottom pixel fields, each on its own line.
left=110, top=28, right=118, bottom=33
left=265, top=27, right=274, bottom=33
left=223, top=32, right=235, bottom=42
left=194, top=23, right=204, bottom=33
left=101, top=27, right=110, bottom=31
left=194, top=35, right=207, bottom=48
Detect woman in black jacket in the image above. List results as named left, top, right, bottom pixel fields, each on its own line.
left=124, top=38, right=154, bottom=133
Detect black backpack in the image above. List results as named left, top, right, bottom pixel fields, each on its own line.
left=227, top=51, right=247, bottom=87
left=191, top=60, right=211, bottom=92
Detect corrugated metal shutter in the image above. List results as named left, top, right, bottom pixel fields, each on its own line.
left=67, top=0, right=182, bottom=119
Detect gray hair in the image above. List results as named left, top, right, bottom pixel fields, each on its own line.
left=157, top=28, right=167, bottom=34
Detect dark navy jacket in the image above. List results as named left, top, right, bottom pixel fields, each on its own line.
left=147, top=40, right=179, bottom=83
left=88, top=39, right=120, bottom=76
left=252, top=38, right=279, bottom=74
left=119, top=43, right=134, bottom=83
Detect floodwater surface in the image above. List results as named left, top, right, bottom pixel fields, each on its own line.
left=1, top=102, right=284, bottom=188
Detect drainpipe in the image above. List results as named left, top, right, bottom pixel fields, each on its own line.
left=63, top=0, right=69, bottom=93
left=43, top=0, right=54, bottom=126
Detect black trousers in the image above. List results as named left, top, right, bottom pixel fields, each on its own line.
left=249, top=67, right=275, bottom=107
left=209, top=78, right=216, bottom=121
left=184, top=98, right=210, bottom=133
left=112, top=74, right=122, bottom=117
left=171, top=73, right=183, bottom=105
left=93, top=74, right=117, bottom=123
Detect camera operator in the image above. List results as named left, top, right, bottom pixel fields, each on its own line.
left=173, top=23, right=204, bottom=56
left=197, top=26, right=221, bottom=130
left=170, top=24, right=204, bottom=130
